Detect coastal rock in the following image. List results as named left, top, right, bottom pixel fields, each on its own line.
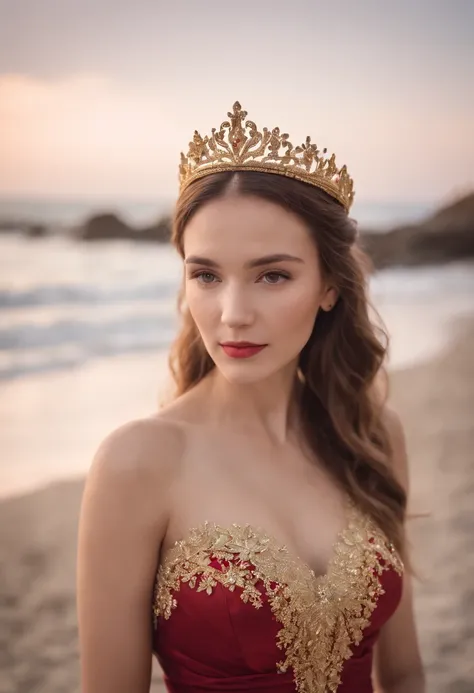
left=6, top=191, right=473, bottom=268
left=360, top=192, right=474, bottom=269
left=26, top=224, right=48, bottom=238
left=78, top=213, right=134, bottom=241
left=136, top=216, right=171, bottom=243
left=0, top=220, right=25, bottom=233
left=0, top=220, right=50, bottom=237
left=77, top=213, right=171, bottom=243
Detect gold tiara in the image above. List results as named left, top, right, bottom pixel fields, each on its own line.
left=178, top=101, right=354, bottom=211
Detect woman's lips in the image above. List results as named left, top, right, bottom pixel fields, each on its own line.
left=220, top=344, right=267, bottom=359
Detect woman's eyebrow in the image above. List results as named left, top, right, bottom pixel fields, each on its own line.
left=185, top=255, right=220, bottom=268
left=185, top=253, right=305, bottom=268
left=246, top=254, right=305, bottom=268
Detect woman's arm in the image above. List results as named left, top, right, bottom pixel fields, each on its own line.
left=373, top=408, right=425, bottom=693
left=374, top=574, right=425, bottom=693
left=77, top=417, right=180, bottom=693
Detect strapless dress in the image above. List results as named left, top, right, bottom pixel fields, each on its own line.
left=152, top=500, right=403, bottom=692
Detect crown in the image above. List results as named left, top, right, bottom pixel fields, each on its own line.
left=178, top=101, right=354, bottom=211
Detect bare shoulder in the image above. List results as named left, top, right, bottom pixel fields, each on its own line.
left=381, top=405, right=409, bottom=491
left=78, top=415, right=186, bottom=692
left=92, top=415, right=185, bottom=475
left=84, top=415, right=186, bottom=521
left=381, top=405, right=406, bottom=453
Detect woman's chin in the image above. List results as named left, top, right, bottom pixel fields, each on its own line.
left=213, top=357, right=285, bottom=386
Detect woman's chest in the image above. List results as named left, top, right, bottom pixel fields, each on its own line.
left=165, top=443, right=348, bottom=578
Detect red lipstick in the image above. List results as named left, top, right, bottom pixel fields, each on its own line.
left=220, top=342, right=267, bottom=359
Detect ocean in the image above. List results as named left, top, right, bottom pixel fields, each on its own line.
left=1, top=197, right=473, bottom=496
left=0, top=194, right=432, bottom=229
left=0, top=196, right=473, bottom=382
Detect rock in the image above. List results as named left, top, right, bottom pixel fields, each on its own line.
left=26, top=224, right=48, bottom=238
left=0, top=220, right=24, bottom=233
left=78, top=213, right=134, bottom=241
left=136, top=217, right=171, bottom=243
left=76, top=213, right=171, bottom=243
left=360, top=192, right=474, bottom=269
left=0, top=220, right=49, bottom=236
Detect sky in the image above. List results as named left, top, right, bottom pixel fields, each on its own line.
left=0, top=0, right=473, bottom=204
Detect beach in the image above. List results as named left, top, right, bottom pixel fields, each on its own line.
left=0, top=311, right=473, bottom=692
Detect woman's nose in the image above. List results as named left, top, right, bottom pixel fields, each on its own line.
left=220, top=285, right=255, bottom=328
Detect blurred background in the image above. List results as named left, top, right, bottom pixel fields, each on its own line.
left=0, top=1, right=473, bottom=691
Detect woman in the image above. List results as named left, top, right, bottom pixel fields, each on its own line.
left=77, top=102, right=425, bottom=693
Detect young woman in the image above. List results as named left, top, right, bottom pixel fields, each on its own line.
left=77, top=102, right=425, bottom=693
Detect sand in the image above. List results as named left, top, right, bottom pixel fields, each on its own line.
left=0, top=319, right=473, bottom=693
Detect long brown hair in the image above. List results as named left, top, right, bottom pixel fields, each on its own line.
left=169, top=171, right=407, bottom=556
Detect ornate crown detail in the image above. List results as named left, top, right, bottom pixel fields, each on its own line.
left=179, top=101, right=354, bottom=211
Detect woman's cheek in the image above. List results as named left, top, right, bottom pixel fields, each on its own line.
left=273, top=284, right=320, bottom=328
left=187, top=289, right=217, bottom=332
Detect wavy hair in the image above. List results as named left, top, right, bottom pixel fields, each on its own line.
left=168, top=171, right=407, bottom=556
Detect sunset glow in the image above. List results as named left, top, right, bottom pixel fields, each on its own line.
left=1, top=1, right=473, bottom=202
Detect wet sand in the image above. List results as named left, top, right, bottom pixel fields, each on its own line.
left=0, top=318, right=473, bottom=692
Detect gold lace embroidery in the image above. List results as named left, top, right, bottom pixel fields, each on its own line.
left=153, top=501, right=403, bottom=693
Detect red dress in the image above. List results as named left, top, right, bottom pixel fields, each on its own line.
left=152, top=501, right=403, bottom=693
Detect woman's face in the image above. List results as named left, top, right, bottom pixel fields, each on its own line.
left=183, top=194, right=335, bottom=385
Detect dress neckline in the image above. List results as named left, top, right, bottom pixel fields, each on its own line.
left=160, top=495, right=372, bottom=586
left=154, top=498, right=403, bottom=693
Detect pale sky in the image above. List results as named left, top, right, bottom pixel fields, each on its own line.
left=0, top=0, right=473, bottom=203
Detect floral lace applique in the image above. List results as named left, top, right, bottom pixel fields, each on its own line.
left=153, top=501, right=403, bottom=693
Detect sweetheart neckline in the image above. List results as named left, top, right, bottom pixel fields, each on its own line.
left=154, top=500, right=404, bottom=693
left=159, top=495, right=368, bottom=585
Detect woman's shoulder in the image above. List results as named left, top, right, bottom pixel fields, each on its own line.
left=380, top=405, right=404, bottom=441
left=86, top=414, right=187, bottom=503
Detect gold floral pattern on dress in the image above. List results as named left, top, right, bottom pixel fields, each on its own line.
left=152, top=500, right=403, bottom=693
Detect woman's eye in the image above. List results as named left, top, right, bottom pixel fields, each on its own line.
left=195, top=271, right=217, bottom=284
left=261, top=271, right=289, bottom=284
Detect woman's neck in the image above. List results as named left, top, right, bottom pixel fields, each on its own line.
left=202, top=365, right=304, bottom=444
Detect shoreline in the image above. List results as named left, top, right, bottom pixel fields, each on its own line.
left=0, top=350, right=173, bottom=500
left=0, top=315, right=473, bottom=691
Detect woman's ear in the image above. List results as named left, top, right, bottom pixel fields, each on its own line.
left=321, top=286, right=339, bottom=312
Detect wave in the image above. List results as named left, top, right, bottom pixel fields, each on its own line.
left=0, top=312, right=176, bottom=351
left=0, top=339, right=174, bottom=381
left=0, top=311, right=178, bottom=380
left=0, top=281, right=177, bottom=309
